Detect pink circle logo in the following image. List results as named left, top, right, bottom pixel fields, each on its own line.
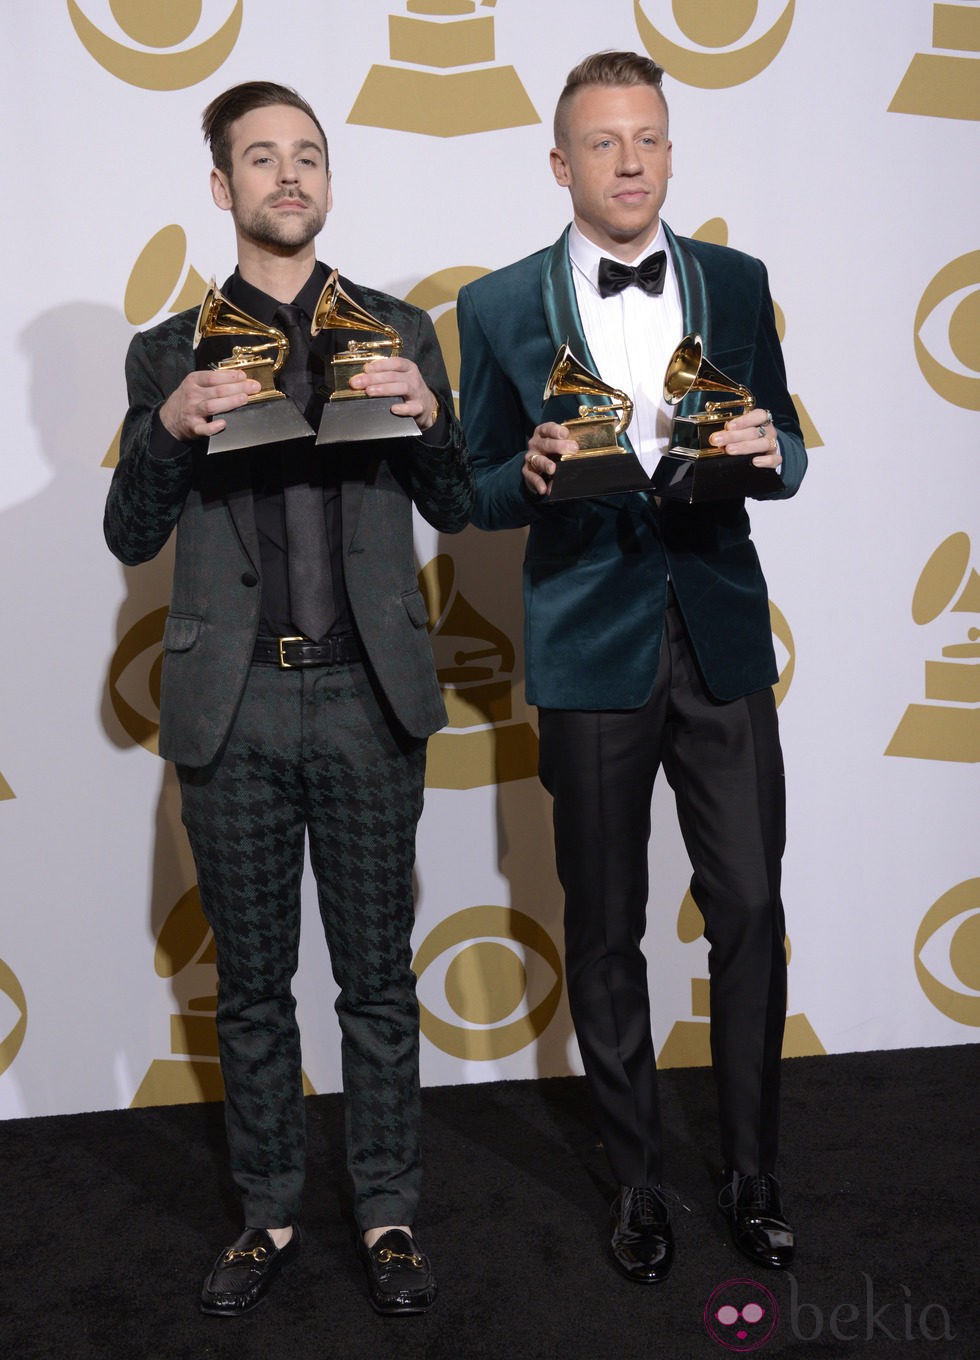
left=704, top=1278, right=779, bottom=1351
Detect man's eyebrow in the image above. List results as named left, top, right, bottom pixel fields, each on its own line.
left=239, top=139, right=324, bottom=156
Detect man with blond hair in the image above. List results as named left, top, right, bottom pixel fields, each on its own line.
left=458, top=50, right=805, bottom=1283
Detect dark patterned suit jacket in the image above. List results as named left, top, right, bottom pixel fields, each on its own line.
left=105, top=272, right=474, bottom=766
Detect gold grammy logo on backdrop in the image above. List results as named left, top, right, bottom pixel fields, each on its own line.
left=67, top=0, right=242, bottom=90
left=886, top=532, right=980, bottom=763
left=0, top=958, right=28, bottom=1077
left=108, top=606, right=167, bottom=753
left=131, top=886, right=316, bottom=1106
left=914, top=251, right=980, bottom=411
left=348, top=1, right=539, bottom=137
left=769, top=599, right=795, bottom=709
left=635, top=0, right=795, bottom=88
left=889, top=1, right=980, bottom=121
left=103, top=224, right=209, bottom=468
left=692, top=219, right=823, bottom=449
left=413, top=905, right=563, bottom=1059
left=405, top=267, right=490, bottom=413
left=419, top=554, right=538, bottom=788
left=657, top=890, right=825, bottom=1068
left=914, top=879, right=980, bottom=1026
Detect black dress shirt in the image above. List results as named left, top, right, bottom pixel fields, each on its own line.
left=206, top=263, right=351, bottom=640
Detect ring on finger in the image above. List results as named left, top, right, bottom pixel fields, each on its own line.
left=770, top=434, right=778, bottom=452
left=756, top=425, right=767, bottom=438
left=765, top=409, right=773, bottom=423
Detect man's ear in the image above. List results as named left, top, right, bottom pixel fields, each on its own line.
left=550, top=147, right=571, bottom=188
left=210, top=167, right=232, bottom=211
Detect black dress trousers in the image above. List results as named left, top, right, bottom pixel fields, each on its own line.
left=538, top=592, right=787, bottom=1185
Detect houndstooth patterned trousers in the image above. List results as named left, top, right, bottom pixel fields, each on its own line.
left=178, top=657, right=427, bottom=1231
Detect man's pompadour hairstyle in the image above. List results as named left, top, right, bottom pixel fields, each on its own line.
left=554, top=50, right=668, bottom=146
left=202, top=81, right=329, bottom=176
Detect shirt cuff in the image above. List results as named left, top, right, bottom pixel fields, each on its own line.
left=148, top=409, right=193, bottom=460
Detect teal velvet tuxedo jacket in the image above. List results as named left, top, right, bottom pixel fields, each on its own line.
left=105, top=274, right=474, bottom=767
left=457, top=224, right=806, bottom=709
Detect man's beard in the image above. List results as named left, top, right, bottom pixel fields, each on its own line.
left=232, top=192, right=326, bottom=250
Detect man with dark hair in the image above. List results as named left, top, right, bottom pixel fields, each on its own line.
left=105, top=80, right=473, bottom=1316
left=201, top=80, right=330, bottom=179
left=457, top=51, right=805, bottom=1283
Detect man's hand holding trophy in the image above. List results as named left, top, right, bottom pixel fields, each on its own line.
left=191, top=280, right=315, bottom=454
left=531, top=334, right=782, bottom=503
left=311, top=270, right=422, bottom=444
left=191, top=270, right=425, bottom=454
left=537, top=342, right=649, bottom=502
left=650, top=333, right=783, bottom=502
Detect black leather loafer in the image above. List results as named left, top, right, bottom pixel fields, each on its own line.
left=200, top=1225, right=300, bottom=1315
left=719, top=1170, right=795, bottom=1269
left=610, top=1185, right=675, bottom=1283
left=358, top=1228, right=436, bottom=1314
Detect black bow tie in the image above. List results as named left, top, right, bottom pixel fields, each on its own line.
left=597, top=250, right=667, bottom=298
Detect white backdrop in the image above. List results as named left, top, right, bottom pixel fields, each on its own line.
left=1, top=1, right=977, bottom=1120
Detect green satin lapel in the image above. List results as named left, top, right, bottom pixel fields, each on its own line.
left=542, top=227, right=593, bottom=360
left=665, top=224, right=710, bottom=420
left=541, top=227, right=636, bottom=457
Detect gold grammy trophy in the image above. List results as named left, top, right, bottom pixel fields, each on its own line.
left=542, top=343, right=649, bottom=501
left=312, top=269, right=418, bottom=443
left=193, top=280, right=315, bottom=454
left=650, top=333, right=782, bottom=502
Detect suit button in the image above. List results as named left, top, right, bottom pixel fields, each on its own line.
left=241, top=571, right=258, bottom=587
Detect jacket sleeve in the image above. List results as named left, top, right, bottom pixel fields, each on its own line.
left=747, top=261, right=806, bottom=501
left=400, top=306, right=475, bottom=534
left=456, top=284, right=542, bottom=532
left=103, top=323, right=197, bottom=566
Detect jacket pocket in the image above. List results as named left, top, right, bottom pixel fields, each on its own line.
left=400, top=588, right=430, bottom=630
left=162, top=613, right=202, bottom=653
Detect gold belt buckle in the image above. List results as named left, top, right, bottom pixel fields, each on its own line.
left=277, top=636, right=304, bottom=669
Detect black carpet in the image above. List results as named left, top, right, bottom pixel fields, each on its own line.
left=2, top=1047, right=976, bottom=1359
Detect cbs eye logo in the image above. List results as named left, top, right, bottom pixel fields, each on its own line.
left=635, top=0, right=795, bottom=88
left=0, top=958, right=28, bottom=1078
left=107, top=607, right=168, bottom=754
left=704, top=1278, right=779, bottom=1351
left=914, top=251, right=980, bottom=410
left=405, top=268, right=490, bottom=413
left=915, top=879, right=980, bottom=1026
left=67, top=0, right=242, bottom=90
left=413, top=906, right=563, bottom=1060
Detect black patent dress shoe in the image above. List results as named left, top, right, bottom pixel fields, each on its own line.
left=610, top=1185, right=675, bottom=1283
left=200, top=1225, right=300, bottom=1315
left=359, top=1228, right=436, bottom=1314
left=719, top=1170, right=795, bottom=1269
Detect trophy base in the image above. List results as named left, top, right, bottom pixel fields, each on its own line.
left=649, top=451, right=783, bottom=503
left=316, top=396, right=419, bottom=444
left=548, top=450, right=651, bottom=502
left=206, top=396, right=313, bottom=455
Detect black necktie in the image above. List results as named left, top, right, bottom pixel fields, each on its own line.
left=274, top=304, right=334, bottom=642
left=596, top=250, right=667, bottom=299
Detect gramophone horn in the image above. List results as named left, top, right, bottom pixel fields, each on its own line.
left=544, top=342, right=633, bottom=436
left=192, top=278, right=287, bottom=372
left=664, top=333, right=754, bottom=411
left=311, top=269, right=401, bottom=354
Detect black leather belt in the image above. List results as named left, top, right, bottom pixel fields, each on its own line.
left=252, top=633, right=361, bottom=669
